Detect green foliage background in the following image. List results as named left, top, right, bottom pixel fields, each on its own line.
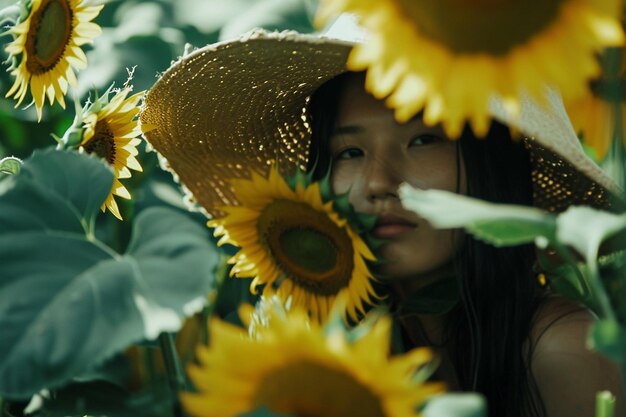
left=0, top=1, right=317, bottom=416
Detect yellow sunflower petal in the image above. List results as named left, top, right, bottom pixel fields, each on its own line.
left=210, top=166, right=379, bottom=322
left=317, top=0, right=625, bottom=138
left=103, top=193, right=122, bottom=221
left=183, top=307, right=444, bottom=417
left=79, top=87, right=145, bottom=219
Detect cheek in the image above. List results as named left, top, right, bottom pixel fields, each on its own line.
left=405, top=146, right=462, bottom=192
left=330, top=163, right=359, bottom=196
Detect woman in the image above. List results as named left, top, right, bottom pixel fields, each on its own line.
left=308, top=70, right=624, bottom=417
left=141, top=26, right=624, bottom=417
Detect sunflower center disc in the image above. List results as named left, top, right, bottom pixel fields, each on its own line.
left=399, top=0, right=565, bottom=55
left=83, top=120, right=116, bottom=164
left=279, top=228, right=337, bottom=274
left=254, top=361, right=385, bottom=417
left=26, top=0, right=73, bottom=73
left=258, top=199, right=354, bottom=295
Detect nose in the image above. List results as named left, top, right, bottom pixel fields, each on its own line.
left=362, top=154, right=403, bottom=203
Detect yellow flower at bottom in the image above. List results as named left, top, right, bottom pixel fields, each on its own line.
left=80, top=88, right=144, bottom=220
left=316, top=0, right=624, bottom=138
left=182, top=307, right=444, bottom=417
left=4, top=0, right=103, bottom=121
left=209, top=167, right=378, bottom=322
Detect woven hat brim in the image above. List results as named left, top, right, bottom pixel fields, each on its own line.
left=141, top=31, right=352, bottom=217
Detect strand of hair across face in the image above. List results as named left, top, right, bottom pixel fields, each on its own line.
left=452, top=141, right=482, bottom=391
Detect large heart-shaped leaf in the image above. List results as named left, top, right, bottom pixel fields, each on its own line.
left=0, top=149, right=219, bottom=399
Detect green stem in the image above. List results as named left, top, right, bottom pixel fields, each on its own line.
left=622, top=364, right=626, bottom=414
left=552, top=242, right=616, bottom=321
left=608, top=95, right=626, bottom=191
left=588, top=260, right=617, bottom=322
left=552, top=242, right=593, bottom=297
left=159, top=332, right=187, bottom=417
left=596, top=391, right=615, bottom=417
left=201, top=254, right=232, bottom=345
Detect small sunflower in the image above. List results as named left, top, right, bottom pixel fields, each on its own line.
left=566, top=48, right=626, bottom=160
left=4, top=0, right=103, bottom=121
left=316, top=0, right=624, bottom=138
left=182, top=305, right=445, bottom=417
left=80, top=87, right=144, bottom=220
left=208, top=167, right=378, bottom=322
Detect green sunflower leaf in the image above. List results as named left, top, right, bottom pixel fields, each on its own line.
left=0, top=148, right=111, bottom=234
left=556, top=206, right=626, bottom=265
left=0, top=149, right=219, bottom=399
left=469, top=217, right=556, bottom=246
left=399, top=185, right=556, bottom=247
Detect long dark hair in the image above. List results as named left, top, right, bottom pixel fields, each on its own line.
left=307, top=72, right=547, bottom=417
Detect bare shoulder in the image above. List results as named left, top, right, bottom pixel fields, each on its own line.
left=529, top=296, right=624, bottom=417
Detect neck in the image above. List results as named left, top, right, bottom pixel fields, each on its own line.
left=389, top=263, right=461, bottom=390
left=389, top=262, right=458, bottom=346
left=390, top=262, right=457, bottom=296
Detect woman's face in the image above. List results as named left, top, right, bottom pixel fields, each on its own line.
left=329, top=74, right=466, bottom=281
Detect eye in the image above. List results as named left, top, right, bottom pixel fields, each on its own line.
left=334, top=147, right=364, bottom=160
left=409, top=134, right=442, bottom=147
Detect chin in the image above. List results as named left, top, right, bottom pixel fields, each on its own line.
left=374, top=243, right=457, bottom=282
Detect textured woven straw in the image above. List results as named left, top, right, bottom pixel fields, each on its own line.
left=141, top=29, right=621, bottom=218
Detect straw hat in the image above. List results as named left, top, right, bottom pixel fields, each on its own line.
left=140, top=21, right=622, bottom=218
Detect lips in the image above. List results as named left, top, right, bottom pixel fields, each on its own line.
left=372, top=213, right=417, bottom=239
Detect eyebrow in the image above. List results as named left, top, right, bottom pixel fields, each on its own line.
left=332, top=125, right=363, bottom=136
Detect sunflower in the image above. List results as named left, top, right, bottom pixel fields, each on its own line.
left=566, top=48, right=626, bottom=160
left=4, top=0, right=103, bottom=121
left=316, top=0, right=624, bottom=138
left=80, top=87, right=144, bottom=220
left=182, top=305, right=445, bottom=417
left=208, top=167, right=378, bottom=322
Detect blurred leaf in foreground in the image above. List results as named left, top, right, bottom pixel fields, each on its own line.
left=0, top=148, right=219, bottom=399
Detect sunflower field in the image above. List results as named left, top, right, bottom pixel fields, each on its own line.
left=1, top=0, right=626, bottom=417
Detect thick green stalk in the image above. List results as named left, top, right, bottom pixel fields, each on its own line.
left=551, top=242, right=615, bottom=321
left=588, top=260, right=617, bottom=322
left=159, top=332, right=188, bottom=417
left=596, top=391, right=615, bottom=417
